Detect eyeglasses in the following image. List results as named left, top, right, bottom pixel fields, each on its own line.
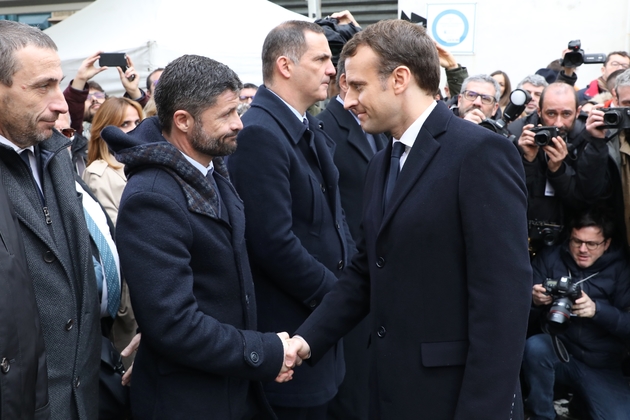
left=87, top=92, right=106, bottom=100
left=461, top=90, right=496, bottom=105
left=569, top=237, right=607, bottom=250
left=609, top=61, right=629, bottom=69
left=239, top=95, right=255, bottom=101
left=60, top=128, right=76, bottom=138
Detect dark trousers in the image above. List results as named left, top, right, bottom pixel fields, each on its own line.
left=272, top=403, right=328, bottom=420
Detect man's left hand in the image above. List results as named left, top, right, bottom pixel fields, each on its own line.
left=572, top=291, right=597, bottom=318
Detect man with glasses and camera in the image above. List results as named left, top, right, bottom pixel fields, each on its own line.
left=453, top=74, right=501, bottom=124
left=523, top=210, right=630, bottom=420
left=578, top=51, right=630, bottom=103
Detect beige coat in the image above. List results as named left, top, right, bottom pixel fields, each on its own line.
left=82, top=159, right=126, bottom=225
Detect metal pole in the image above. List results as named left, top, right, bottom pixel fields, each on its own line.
left=307, top=0, right=321, bottom=19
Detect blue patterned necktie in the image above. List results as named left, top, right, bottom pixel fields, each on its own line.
left=83, top=208, right=120, bottom=318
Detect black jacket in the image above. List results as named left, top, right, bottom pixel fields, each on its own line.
left=532, top=243, right=630, bottom=368
left=0, top=165, right=49, bottom=420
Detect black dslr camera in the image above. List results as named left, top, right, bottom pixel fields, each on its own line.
left=542, top=276, right=582, bottom=333
left=599, top=107, right=630, bottom=130
left=530, top=126, right=561, bottom=147
left=528, top=221, right=562, bottom=247
left=561, top=40, right=606, bottom=68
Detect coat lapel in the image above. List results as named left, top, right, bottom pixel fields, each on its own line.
left=379, top=102, right=452, bottom=230
left=329, top=99, right=374, bottom=162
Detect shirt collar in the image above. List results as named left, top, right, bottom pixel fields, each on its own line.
left=179, top=151, right=213, bottom=176
left=267, top=88, right=307, bottom=122
left=394, top=100, right=438, bottom=149
left=0, top=134, right=35, bottom=155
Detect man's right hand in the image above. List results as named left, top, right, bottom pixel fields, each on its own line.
left=585, top=104, right=607, bottom=139
left=532, top=284, right=552, bottom=306
left=275, top=334, right=311, bottom=383
left=71, top=51, right=107, bottom=91
left=518, top=124, right=539, bottom=162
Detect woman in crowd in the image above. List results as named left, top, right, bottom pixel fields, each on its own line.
left=491, top=70, right=512, bottom=114
left=83, top=97, right=143, bottom=224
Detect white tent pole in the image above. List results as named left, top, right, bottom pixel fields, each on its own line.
left=307, top=0, right=321, bottom=19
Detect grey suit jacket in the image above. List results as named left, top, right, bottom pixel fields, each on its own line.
left=0, top=131, right=100, bottom=420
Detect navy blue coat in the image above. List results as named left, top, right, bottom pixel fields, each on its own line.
left=105, top=119, right=284, bottom=419
left=296, top=102, right=533, bottom=419
left=228, top=86, right=355, bottom=407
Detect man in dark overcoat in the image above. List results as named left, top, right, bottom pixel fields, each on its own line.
left=228, top=20, right=356, bottom=419
left=105, top=54, right=295, bottom=420
left=290, top=19, right=532, bottom=420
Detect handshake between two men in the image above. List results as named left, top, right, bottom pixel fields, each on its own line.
left=275, top=333, right=312, bottom=382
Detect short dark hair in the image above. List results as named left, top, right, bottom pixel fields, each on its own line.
left=605, top=51, right=629, bottom=66
left=154, top=55, right=242, bottom=133
left=261, top=20, right=325, bottom=84
left=571, top=209, right=614, bottom=240
left=339, top=20, right=440, bottom=96
left=242, top=83, right=258, bottom=90
left=87, top=81, right=105, bottom=93
left=539, top=82, right=578, bottom=111
left=0, top=20, right=57, bottom=86
left=146, top=67, right=164, bottom=91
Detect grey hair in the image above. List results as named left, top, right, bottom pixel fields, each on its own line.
left=615, top=68, right=630, bottom=93
left=261, top=20, right=325, bottom=84
left=461, top=74, right=501, bottom=103
left=517, top=74, right=548, bottom=90
left=0, top=20, right=57, bottom=86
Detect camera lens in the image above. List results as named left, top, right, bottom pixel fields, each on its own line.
left=534, top=131, right=551, bottom=147
left=604, top=112, right=620, bottom=126
left=546, top=297, right=572, bottom=333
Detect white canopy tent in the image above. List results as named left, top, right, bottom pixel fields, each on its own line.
left=45, top=0, right=308, bottom=96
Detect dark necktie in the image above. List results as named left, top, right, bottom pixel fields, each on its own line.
left=20, top=149, right=44, bottom=203
left=383, top=141, right=406, bottom=210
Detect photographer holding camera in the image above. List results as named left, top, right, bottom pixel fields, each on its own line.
left=451, top=74, right=501, bottom=123
left=516, top=83, right=609, bottom=253
left=522, top=210, right=630, bottom=420
left=580, top=68, right=630, bottom=249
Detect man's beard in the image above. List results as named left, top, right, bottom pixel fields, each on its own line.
left=0, top=97, right=53, bottom=147
left=190, top=120, right=238, bottom=158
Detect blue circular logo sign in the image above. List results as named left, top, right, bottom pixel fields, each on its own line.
left=432, top=9, right=469, bottom=47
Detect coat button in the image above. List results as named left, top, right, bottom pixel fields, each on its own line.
left=376, top=257, right=385, bottom=268
left=377, top=326, right=386, bottom=338
left=0, top=358, right=10, bottom=374
left=320, top=184, right=326, bottom=193
left=74, top=376, right=81, bottom=388
left=245, top=294, right=250, bottom=305
left=337, top=260, right=344, bottom=270
left=250, top=352, right=259, bottom=363
left=65, top=319, right=74, bottom=331
left=335, top=222, right=340, bottom=230
left=308, top=299, right=317, bottom=308
left=43, top=250, right=55, bottom=263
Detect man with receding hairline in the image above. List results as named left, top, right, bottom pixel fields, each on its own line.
left=286, top=19, right=532, bottom=419
left=229, top=20, right=355, bottom=419
left=0, top=20, right=100, bottom=420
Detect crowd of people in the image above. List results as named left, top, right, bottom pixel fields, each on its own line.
left=1, top=8, right=630, bottom=420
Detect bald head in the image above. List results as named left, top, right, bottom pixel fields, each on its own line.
left=539, top=82, right=578, bottom=136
